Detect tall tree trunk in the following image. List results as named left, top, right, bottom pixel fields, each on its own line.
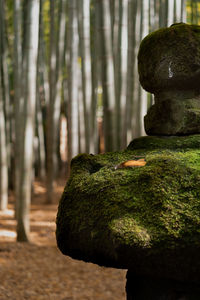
left=14, top=0, right=23, bottom=219
left=0, top=0, right=8, bottom=210
left=174, top=0, right=182, bottom=22
left=139, top=0, right=149, bottom=136
left=36, top=92, right=46, bottom=180
left=54, top=0, right=67, bottom=165
left=113, top=0, right=121, bottom=149
left=154, top=0, right=160, bottom=29
left=63, top=2, right=70, bottom=171
left=120, top=0, right=128, bottom=148
left=192, top=0, right=198, bottom=24
left=77, top=0, right=93, bottom=153
left=0, top=0, right=11, bottom=180
left=91, top=0, right=100, bottom=154
left=168, top=0, right=174, bottom=26
left=0, top=66, right=8, bottom=211
left=36, top=96, right=46, bottom=181
left=46, top=0, right=56, bottom=202
left=132, top=0, right=141, bottom=138
left=181, top=0, right=186, bottom=22
left=77, top=64, right=85, bottom=153
left=46, top=0, right=67, bottom=201
left=17, top=0, right=40, bottom=242
left=67, top=0, right=79, bottom=176
left=126, top=0, right=137, bottom=144
left=39, top=6, right=50, bottom=109
left=36, top=0, right=46, bottom=180
left=98, top=0, right=116, bottom=151
left=149, top=0, right=156, bottom=32
left=159, top=0, right=168, bottom=27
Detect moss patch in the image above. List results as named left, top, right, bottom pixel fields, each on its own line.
left=56, top=135, right=200, bottom=282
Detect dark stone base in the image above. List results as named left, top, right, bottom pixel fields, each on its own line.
left=126, top=270, right=200, bottom=300
left=144, top=98, right=200, bottom=136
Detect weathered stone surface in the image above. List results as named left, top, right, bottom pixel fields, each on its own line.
left=138, top=23, right=200, bottom=93
left=138, top=23, right=200, bottom=135
left=56, top=135, right=200, bottom=284
left=144, top=98, right=200, bottom=135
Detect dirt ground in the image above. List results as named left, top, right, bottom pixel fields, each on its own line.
left=0, top=180, right=126, bottom=300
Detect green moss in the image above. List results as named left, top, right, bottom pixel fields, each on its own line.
left=56, top=135, right=200, bottom=280
left=127, top=134, right=200, bottom=150
left=110, top=216, right=151, bottom=247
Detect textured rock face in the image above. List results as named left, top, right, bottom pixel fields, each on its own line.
left=144, top=97, right=200, bottom=135
left=56, top=135, right=200, bottom=284
left=138, top=23, right=200, bottom=135
left=138, top=23, right=200, bottom=93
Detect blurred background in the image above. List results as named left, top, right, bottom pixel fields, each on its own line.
left=0, top=1, right=199, bottom=299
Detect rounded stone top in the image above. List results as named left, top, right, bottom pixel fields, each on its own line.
left=138, top=23, right=200, bottom=94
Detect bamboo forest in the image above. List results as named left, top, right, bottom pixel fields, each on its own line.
left=0, top=0, right=200, bottom=298
left=0, top=0, right=198, bottom=239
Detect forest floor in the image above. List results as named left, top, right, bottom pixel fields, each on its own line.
left=0, top=180, right=126, bottom=300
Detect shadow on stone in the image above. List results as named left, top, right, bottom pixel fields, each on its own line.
left=126, top=271, right=200, bottom=300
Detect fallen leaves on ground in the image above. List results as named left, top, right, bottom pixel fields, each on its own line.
left=0, top=180, right=126, bottom=300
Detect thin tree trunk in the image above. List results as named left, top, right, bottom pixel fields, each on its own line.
left=196, top=1, right=200, bottom=24
left=0, top=0, right=11, bottom=179
left=14, top=0, right=23, bottom=218
left=17, top=0, right=40, bottom=242
left=67, top=0, right=79, bottom=177
left=138, top=0, right=149, bottom=136
left=194, top=0, right=198, bottom=24
left=91, top=0, right=100, bottom=154
left=77, top=64, right=85, bottom=153
left=154, top=0, right=159, bottom=29
left=36, top=93, right=46, bottom=180
left=159, top=0, right=167, bottom=27
left=63, top=2, right=70, bottom=172
left=40, top=21, right=50, bottom=108
left=168, top=0, right=174, bottom=26
left=36, top=0, right=46, bottom=180
left=46, top=0, right=57, bottom=203
left=191, top=0, right=194, bottom=23
left=175, top=0, right=182, bottom=22
left=0, top=66, right=8, bottom=211
left=54, top=0, right=67, bottom=165
left=113, top=0, right=121, bottom=148
left=120, top=0, right=128, bottom=148
left=132, top=0, right=141, bottom=138
left=98, top=0, right=116, bottom=151
left=173, top=0, right=177, bottom=22
left=149, top=0, right=156, bottom=32
left=110, top=0, right=115, bottom=42
left=126, top=0, right=137, bottom=144
left=0, top=0, right=8, bottom=210
left=77, top=0, right=93, bottom=153
left=46, top=0, right=67, bottom=201
left=181, top=0, right=186, bottom=22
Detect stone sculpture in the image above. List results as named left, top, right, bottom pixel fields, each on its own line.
left=56, top=23, right=200, bottom=299
left=139, top=23, right=200, bottom=136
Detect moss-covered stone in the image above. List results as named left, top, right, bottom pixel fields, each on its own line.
left=138, top=23, right=200, bottom=136
left=138, top=23, right=200, bottom=93
left=56, top=135, right=200, bottom=283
